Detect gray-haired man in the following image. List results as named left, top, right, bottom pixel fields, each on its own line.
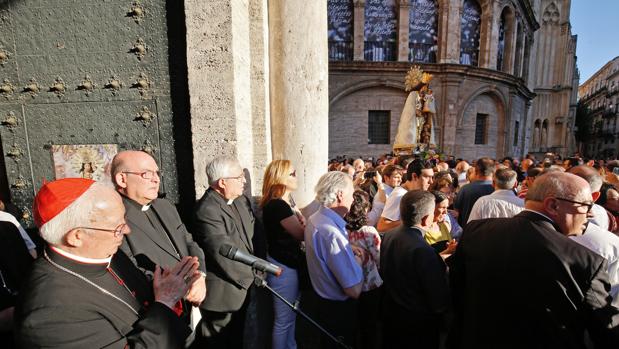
left=192, top=156, right=257, bottom=348
left=304, top=171, right=363, bottom=349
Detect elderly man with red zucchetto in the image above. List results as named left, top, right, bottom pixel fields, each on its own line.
left=15, top=178, right=201, bottom=348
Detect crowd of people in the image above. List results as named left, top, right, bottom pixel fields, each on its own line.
left=3, top=150, right=619, bottom=348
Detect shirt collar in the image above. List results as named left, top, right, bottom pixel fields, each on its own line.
left=50, top=245, right=112, bottom=265
left=319, top=206, right=347, bottom=231
left=141, top=203, right=151, bottom=212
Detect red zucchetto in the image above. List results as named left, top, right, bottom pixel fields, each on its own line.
left=33, top=178, right=95, bottom=228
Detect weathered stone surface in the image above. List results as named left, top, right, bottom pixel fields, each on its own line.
left=269, top=0, right=329, bottom=207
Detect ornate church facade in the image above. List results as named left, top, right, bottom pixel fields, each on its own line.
left=328, top=0, right=578, bottom=161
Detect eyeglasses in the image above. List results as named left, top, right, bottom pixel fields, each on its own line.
left=222, top=173, right=245, bottom=181
left=78, top=223, right=130, bottom=237
left=123, top=170, right=161, bottom=180
left=554, top=197, right=594, bottom=214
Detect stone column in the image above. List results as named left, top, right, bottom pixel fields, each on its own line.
left=269, top=1, right=329, bottom=207
left=438, top=0, right=461, bottom=64
left=353, top=0, right=366, bottom=61
left=397, top=0, right=410, bottom=62
left=478, top=2, right=495, bottom=68
left=185, top=0, right=271, bottom=197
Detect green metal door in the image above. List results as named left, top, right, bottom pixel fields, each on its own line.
left=0, top=0, right=187, bottom=226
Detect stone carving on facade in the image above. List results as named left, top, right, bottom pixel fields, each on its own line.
left=394, top=66, right=436, bottom=154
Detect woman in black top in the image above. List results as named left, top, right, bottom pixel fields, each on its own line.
left=260, top=160, right=305, bottom=349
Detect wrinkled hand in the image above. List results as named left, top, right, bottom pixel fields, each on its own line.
left=185, top=274, right=207, bottom=307
left=351, top=245, right=367, bottom=266
left=153, top=256, right=200, bottom=310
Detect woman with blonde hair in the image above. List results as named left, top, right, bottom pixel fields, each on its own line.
left=260, top=159, right=305, bottom=349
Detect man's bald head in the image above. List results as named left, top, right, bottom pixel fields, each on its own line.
left=111, top=150, right=153, bottom=178
left=526, top=172, right=591, bottom=203
left=111, top=150, right=161, bottom=205
left=568, top=165, right=603, bottom=193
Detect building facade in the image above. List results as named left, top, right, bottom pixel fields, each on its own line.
left=328, top=0, right=578, bottom=161
left=578, top=56, right=619, bottom=159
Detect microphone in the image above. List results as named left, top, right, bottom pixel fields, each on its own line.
left=219, top=244, right=282, bottom=277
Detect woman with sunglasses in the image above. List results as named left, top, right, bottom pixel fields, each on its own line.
left=260, top=160, right=306, bottom=349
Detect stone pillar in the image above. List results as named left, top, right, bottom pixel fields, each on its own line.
left=440, top=78, right=462, bottom=154
left=185, top=0, right=271, bottom=197
left=397, top=0, right=410, bottom=62
left=353, top=0, right=366, bottom=61
left=268, top=1, right=329, bottom=207
left=478, top=2, right=495, bottom=68
left=438, top=0, right=461, bottom=64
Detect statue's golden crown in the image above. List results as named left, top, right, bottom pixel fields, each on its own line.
left=405, top=65, right=433, bottom=91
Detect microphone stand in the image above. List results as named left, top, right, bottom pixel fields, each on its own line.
left=252, top=270, right=352, bottom=349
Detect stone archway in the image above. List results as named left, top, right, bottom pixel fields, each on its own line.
left=454, top=91, right=506, bottom=160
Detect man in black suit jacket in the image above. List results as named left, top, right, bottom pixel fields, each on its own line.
left=449, top=171, right=619, bottom=348
left=16, top=178, right=200, bottom=348
left=192, top=156, right=256, bottom=348
left=112, top=151, right=207, bottom=313
left=380, top=190, right=450, bottom=349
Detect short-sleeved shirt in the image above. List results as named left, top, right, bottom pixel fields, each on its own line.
left=262, top=199, right=304, bottom=269
left=304, top=206, right=364, bottom=301
left=381, top=186, right=408, bottom=222
left=454, top=180, right=494, bottom=226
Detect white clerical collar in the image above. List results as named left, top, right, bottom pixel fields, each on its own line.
left=50, top=246, right=112, bottom=265
left=141, top=204, right=151, bottom=212
left=227, top=199, right=234, bottom=205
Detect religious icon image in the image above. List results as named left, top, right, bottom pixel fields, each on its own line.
left=51, top=144, right=118, bottom=182
left=394, top=65, right=437, bottom=154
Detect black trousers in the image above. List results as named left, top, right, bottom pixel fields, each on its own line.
left=315, top=294, right=358, bottom=349
left=382, top=296, right=442, bottom=349
left=192, top=290, right=251, bottom=349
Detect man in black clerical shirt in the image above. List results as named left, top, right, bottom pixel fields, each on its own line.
left=112, top=151, right=207, bottom=316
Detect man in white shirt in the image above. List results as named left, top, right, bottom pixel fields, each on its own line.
left=467, top=169, right=524, bottom=222
left=367, top=164, right=403, bottom=226
left=377, top=159, right=434, bottom=232
left=569, top=165, right=619, bottom=301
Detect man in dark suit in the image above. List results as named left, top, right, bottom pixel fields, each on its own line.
left=449, top=172, right=619, bottom=348
left=112, top=151, right=207, bottom=314
left=380, top=190, right=450, bottom=348
left=16, top=178, right=200, bottom=348
left=192, top=156, right=256, bottom=348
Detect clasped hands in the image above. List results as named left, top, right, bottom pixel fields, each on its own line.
left=153, top=256, right=207, bottom=310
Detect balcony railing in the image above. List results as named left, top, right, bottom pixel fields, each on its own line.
left=408, top=43, right=437, bottom=63
left=328, top=41, right=353, bottom=61
left=364, top=41, right=397, bottom=62
left=460, top=48, right=479, bottom=66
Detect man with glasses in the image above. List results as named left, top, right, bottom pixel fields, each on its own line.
left=569, top=165, right=619, bottom=303
left=111, top=151, right=207, bottom=334
left=192, top=156, right=258, bottom=348
left=449, top=172, right=619, bottom=348
left=16, top=178, right=200, bottom=348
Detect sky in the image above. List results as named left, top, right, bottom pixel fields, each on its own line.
left=570, top=0, right=619, bottom=84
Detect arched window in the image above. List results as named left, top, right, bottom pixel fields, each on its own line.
left=533, top=119, right=541, bottom=148
left=497, top=11, right=506, bottom=71
left=514, top=22, right=524, bottom=77
left=460, top=0, right=481, bottom=66
left=541, top=119, right=549, bottom=148
left=408, top=0, right=438, bottom=63
left=364, top=0, right=398, bottom=61
left=328, top=0, right=354, bottom=61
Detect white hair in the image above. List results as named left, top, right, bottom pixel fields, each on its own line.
left=206, top=156, right=241, bottom=186
left=39, top=182, right=112, bottom=245
left=315, top=171, right=351, bottom=207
